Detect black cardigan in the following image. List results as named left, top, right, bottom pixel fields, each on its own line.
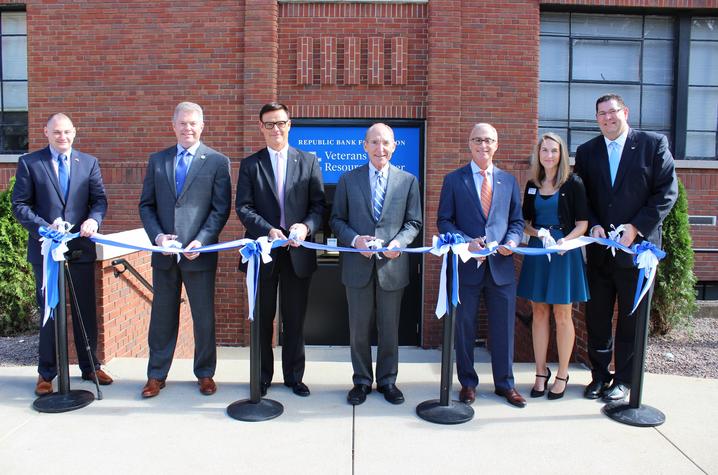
left=522, top=173, right=589, bottom=234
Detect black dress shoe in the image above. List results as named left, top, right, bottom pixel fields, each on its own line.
left=547, top=374, right=569, bottom=400
left=260, top=381, right=271, bottom=397
left=530, top=367, right=552, bottom=398
left=347, top=384, right=371, bottom=405
left=285, top=381, right=310, bottom=397
left=584, top=379, right=609, bottom=399
left=602, top=382, right=630, bottom=402
left=377, top=384, right=405, bottom=404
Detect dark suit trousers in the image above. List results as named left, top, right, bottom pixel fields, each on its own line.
left=346, top=267, right=404, bottom=387
left=585, top=260, right=651, bottom=386
left=258, top=248, right=311, bottom=386
left=32, top=262, right=99, bottom=380
left=455, top=266, right=516, bottom=391
left=147, top=262, right=217, bottom=380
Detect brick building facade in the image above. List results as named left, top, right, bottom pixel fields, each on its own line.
left=1, top=0, right=716, bottom=365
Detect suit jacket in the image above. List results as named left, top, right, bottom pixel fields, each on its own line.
left=574, top=128, right=677, bottom=268
left=12, top=146, right=107, bottom=266
left=236, top=146, right=325, bottom=279
left=330, top=163, right=422, bottom=291
left=437, top=163, right=524, bottom=286
left=139, top=143, right=232, bottom=272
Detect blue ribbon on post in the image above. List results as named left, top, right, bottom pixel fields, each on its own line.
left=630, top=241, right=666, bottom=315
left=39, top=225, right=79, bottom=327
left=238, top=236, right=274, bottom=321
left=430, top=233, right=465, bottom=318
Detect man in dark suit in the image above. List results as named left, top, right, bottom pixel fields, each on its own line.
left=330, top=123, right=422, bottom=405
left=12, top=112, right=111, bottom=395
left=574, top=93, right=677, bottom=402
left=139, top=102, right=231, bottom=398
left=437, top=123, right=526, bottom=408
left=236, top=102, right=325, bottom=397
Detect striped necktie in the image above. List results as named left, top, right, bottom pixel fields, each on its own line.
left=479, top=169, right=492, bottom=217
left=373, top=170, right=386, bottom=222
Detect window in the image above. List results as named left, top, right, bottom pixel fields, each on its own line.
left=0, top=10, right=27, bottom=154
left=540, top=12, right=718, bottom=160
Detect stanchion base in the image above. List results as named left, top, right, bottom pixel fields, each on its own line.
left=33, top=390, right=94, bottom=413
left=602, top=402, right=665, bottom=427
left=416, top=399, right=474, bottom=425
left=226, top=398, right=284, bottom=422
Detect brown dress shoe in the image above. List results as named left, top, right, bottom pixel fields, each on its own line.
left=494, top=387, right=527, bottom=408
left=142, top=378, right=166, bottom=398
left=82, top=368, right=114, bottom=385
left=198, top=377, right=217, bottom=396
left=459, top=386, right=476, bottom=405
left=35, top=376, right=53, bottom=396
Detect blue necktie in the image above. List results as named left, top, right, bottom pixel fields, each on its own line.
left=373, top=171, right=386, bottom=222
left=57, top=154, right=69, bottom=200
left=608, top=141, right=620, bottom=186
left=175, top=149, right=189, bottom=195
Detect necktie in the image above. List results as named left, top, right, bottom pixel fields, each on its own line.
left=175, top=149, right=189, bottom=195
left=479, top=169, right=492, bottom=217
left=373, top=170, right=386, bottom=222
left=57, top=154, right=69, bottom=200
left=608, top=141, right=620, bottom=186
left=276, top=151, right=286, bottom=229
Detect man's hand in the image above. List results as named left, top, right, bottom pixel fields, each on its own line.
left=156, top=233, right=179, bottom=256
left=79, top=218, right=98, bottom=237
left=619, top=223, right=638, bottom=247
left=268, top=228, right=288, bottom=246
left=383, top=239, right=401, bottom=259
left=498, top=240, right=516, bottom=256
left=183, top=240, right=202, bottom=260
left=590, top=225, right=607, bottom=239
left=468, top=237, right=486, bottom=262
left=355, top=235, right=376, bottom=259
left=288, top=223, right=309, bottom=248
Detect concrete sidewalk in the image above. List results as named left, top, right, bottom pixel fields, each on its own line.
left=0, top=347, right=715, bottom=474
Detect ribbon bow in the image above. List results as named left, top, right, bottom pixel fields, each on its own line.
left=431, top=233, right=465, bottom=318
left=606, top=224, right=625, bottom=257
left=537, top=228, right=557, bottom=262
left=239, top=237, right=274, bottom=320
left=39, top=222, right=79, bottom=326
left=629, top=241, right=666, bottom=315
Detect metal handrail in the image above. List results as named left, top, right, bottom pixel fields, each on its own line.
left=111, top=258, right=185, bottom=303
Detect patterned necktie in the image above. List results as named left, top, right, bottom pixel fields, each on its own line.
left=57, top=153, right=69, bottom=200
left=276, top=151, right=286, bottom=229
left=608, top=141, right=620, bottom=186
left=175, top=149, right=189, bottom=195
left=479, top=169, right=492, bottom=217
left=373, top=170, right=386, bottom=222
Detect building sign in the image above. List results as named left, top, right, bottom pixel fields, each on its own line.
left=289, top=125, right=421, bottom=184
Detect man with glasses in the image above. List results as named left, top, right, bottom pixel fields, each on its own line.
left=437, top=123, right=526, bottom=408
left=574, top=93, right=677, bottom=402
left=236, top=102, right=325, bottom=397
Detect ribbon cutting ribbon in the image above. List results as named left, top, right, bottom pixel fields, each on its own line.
left=39, top=220, right=78, bottom=327
left=430, top=233, right=466, bottom=318
left=238, top=237, right=274, bottom=321
left=630, top=241, right=666, bottom=315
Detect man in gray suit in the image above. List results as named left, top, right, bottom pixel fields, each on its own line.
left=330, top=123, right=422, bottom=405
left=139, top=102, right=231, bottom=398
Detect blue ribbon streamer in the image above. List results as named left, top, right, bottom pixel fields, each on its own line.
left=39, top=226, right=79, bottom=326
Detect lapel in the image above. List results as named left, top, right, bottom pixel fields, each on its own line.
left=65, top=150, right=83, bottom=205
left=356, top=164, right=373, bottom=218
left=258, top=148, right=280, bottom=205
left=460, top=164, right=483, bottom=218
left=179, top=144, right=209, bottom=199
left=489, top=166, right=507, bottom=223
left=284, top=147, right=299, bottom=197
left=163, top=147, right=178, bottom=197
left=613, top=129, right=637, bottom=191
left=39, top=147, right=65, bottom=203
left=376, top=164, right=396, bottom=222
left=595, top=136, right=612, bottom=192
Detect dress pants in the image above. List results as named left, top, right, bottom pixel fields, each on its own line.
left=258, top=248, right=311, bottom=386
left=346, top=268, right=404, bottom=387
left=585, top=260, right=652, bottom=385
left=32, top=261, right=99, bottom=381
left=147, top=262, right=217, bottom=380
left=455, top=266, right=516, bottom=391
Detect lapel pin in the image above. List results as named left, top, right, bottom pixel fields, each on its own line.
left=201, top=154, right=206, bottom=160
left=74, top=157, right=79, bottom=162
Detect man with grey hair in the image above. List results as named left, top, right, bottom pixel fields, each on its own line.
left=139, top=102, right=232, bottom=398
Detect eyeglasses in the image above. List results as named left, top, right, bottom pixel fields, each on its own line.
left=470, top=137, right=496, bottom=145
left=262, top=120, right=290, bottom=130
left=596, top=108, right=623, bottom=118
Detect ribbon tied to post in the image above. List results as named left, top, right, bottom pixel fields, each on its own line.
left=630, top=241, right=666, bottom=315
left=430, top=233, right=466, bottom=318
left=239, top=236, right=274, bottom=320
left=39, top=220, right=78, bottom=326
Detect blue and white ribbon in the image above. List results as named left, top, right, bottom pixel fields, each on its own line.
left=238, top=237, right=274, bottom=321
left=630, top=241, right=666, bottom=315
left=430, top=233, right=466, bottom=318
left=39, top=221, right=77, bottom=327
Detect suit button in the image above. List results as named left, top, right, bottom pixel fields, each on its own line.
left=608, top=203, right=612, bottom=208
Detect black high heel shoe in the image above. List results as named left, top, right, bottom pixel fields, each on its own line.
left=547, top=374, right=569, bottom=400
left=530, top=367, right=552, bottom=398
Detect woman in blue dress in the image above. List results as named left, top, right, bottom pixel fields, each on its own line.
left=517, top=133, right=589, bottom=400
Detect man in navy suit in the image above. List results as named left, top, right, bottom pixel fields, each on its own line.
left=574, top=94, right=677, bottom=402
left=139, top=102, right=232, bottom=398
left=12, top=113, right=111, bottom=395
left=236, top=103, right=325, bottom=398
left=437, top=123, right=526, bottom=407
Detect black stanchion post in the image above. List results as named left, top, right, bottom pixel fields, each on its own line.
left=603, top=286, right=665, bottom=427
left=227, top=266, right=283, bottom=422
left=416, top=249, right=474, bottom=424
left=33, top=258, right=94, bottom=413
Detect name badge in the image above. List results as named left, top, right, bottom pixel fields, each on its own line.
left=528, top=187, right=537, bottom=195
